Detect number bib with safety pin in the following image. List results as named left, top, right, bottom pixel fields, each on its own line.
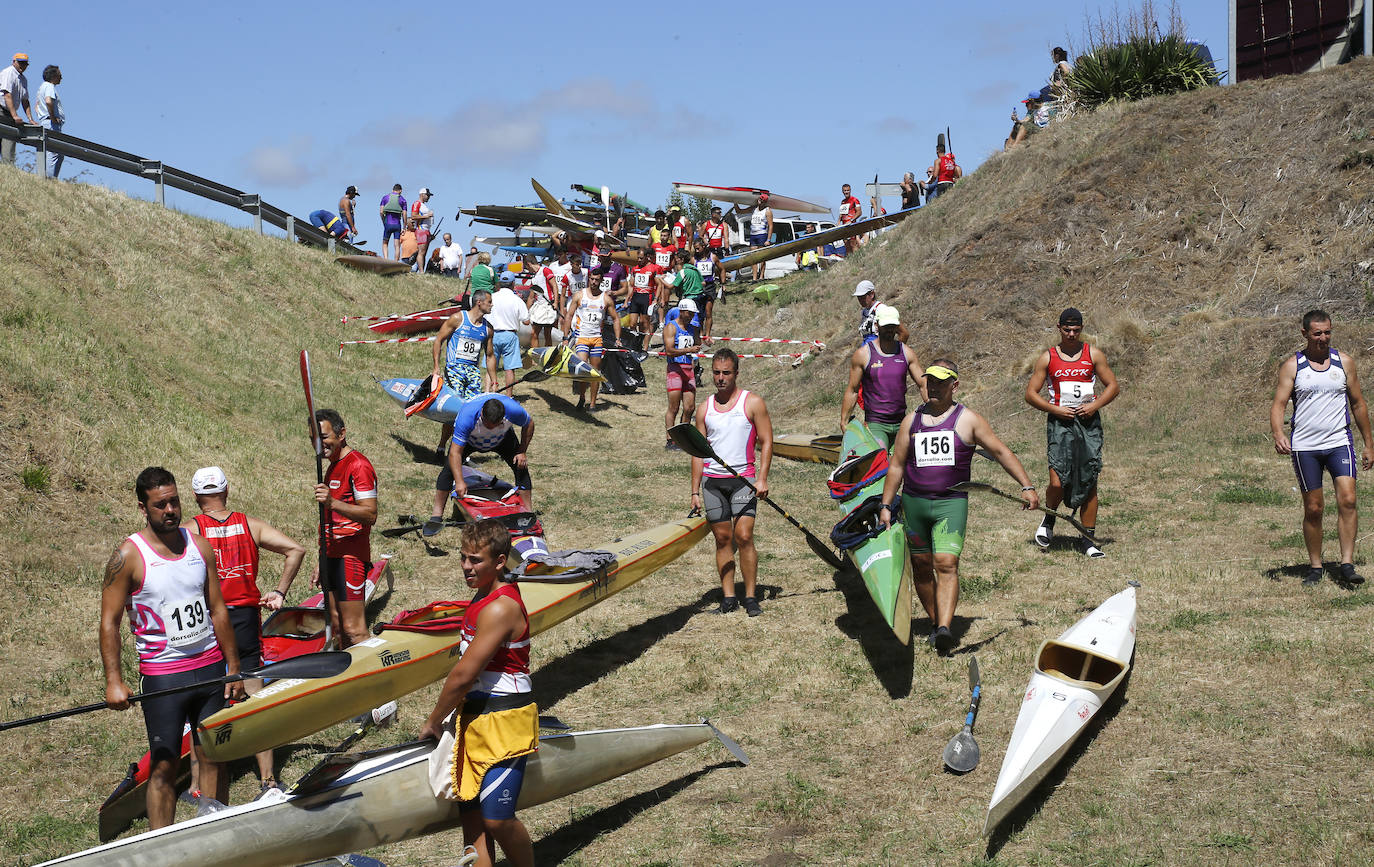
left=163, top=597, right=212, bottom=649
left=1060, top=380, right=1094, bottom=408
left=914, top=430, right=956, bottom=467
left=655, top=250, right=672, bottom=268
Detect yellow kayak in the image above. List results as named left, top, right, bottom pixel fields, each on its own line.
left=198, top=515, right=706, bottom=762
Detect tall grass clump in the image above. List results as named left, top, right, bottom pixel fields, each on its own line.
left=1064, top=0, right=1221, bottom=110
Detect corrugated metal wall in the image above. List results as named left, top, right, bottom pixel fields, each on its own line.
left=1233, top=0, right=1365, bottom=80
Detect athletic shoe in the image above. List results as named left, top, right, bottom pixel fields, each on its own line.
left=1034, top=518, right=1053, bottom=549
left=743, top=597, right=762, bottom=617
left=1339, top=563, right=1365, bottom=585
left=718, top=597, right=740, bottom=614
left=933, top=626, right=956, bottom=653
left=421, top=516, right=444, bottom=538
left=1082, top=539, right=1105, bottom=558
left=1303, top=566, right=1324, bottom=586
left=576, top=397, right=586, bottom=410
left=664, top=439, right=680, bottom=451
left=926, top=630, right=939, bottom=648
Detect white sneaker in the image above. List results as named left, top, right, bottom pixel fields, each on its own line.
left=1082, top=540, right=1105, bottom=558
left=1034, top=521, right=1053, bottom=549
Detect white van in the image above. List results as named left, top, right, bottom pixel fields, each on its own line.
left=727, top=213, right=838, bottom=278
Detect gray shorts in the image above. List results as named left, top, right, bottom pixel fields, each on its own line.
left=703, top=476, right=756, bottom=524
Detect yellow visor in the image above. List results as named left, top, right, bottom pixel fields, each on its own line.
left=925, top=365, right=958, bottom=380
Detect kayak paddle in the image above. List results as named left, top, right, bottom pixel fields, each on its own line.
left=947, top=481, right=1095, bottom=537
left=943, top=654, right=982, bottom=774
left=667, top=423, right=844, bottom=570
left=0, top=651, right=352, bottom=732
left=495, top=367, right=552, bottom=393
left=300, top=349, right=335, bottom=644
left=288, top=700, right=399, bottom=795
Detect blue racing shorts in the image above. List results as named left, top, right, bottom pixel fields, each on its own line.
left=749, top=233, right=768, bottom=247
left=492, top=331, right=522, bottom=371
left=459, top=754, right=528, bottom=821
left=382, top=222, right=402, bottom=243
left=1292, top=445, right=1356, bottom=493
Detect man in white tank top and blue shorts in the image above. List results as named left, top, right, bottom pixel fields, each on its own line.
left=1270, top=309, right=1373, bottom=586
left=100, top=467, right=245, bottom=828
left=690, top=348, right=774, bottom=616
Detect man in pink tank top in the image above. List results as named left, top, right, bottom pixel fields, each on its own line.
left=100, top=466, right=244, bottom=829
left=690, top=348, right=774, bottom=616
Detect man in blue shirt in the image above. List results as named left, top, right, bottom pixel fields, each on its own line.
left=425, top=394, right=536, bottom=535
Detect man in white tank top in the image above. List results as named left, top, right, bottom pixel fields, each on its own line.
left=1270, top=310, right=1374, bottom=586
left=100, top=467, right=244, bottom=829
left=690, top=348, right=774, bottom=616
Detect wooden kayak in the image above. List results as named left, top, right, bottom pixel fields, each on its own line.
left=44, top=722, right=740, bottom=866
left=336, top=255, right=411, bottom=277
left=365, top=304, right=462, bottom=335
left=197, top=515, right=707, bottom=762
left=832, top=421, right=911, bottom=645
left=525, top=345, right=606, bottom=383
left=96, top=561, right=394, bottom=842
left=773, top=433, right=842, bottom=464
left=983, top=583, right=1139, bottom=836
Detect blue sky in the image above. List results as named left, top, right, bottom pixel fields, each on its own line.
left=7, top=0, right=1228, bottom=238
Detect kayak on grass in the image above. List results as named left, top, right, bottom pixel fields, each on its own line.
left=196, top=515, right=708, bottom=763
left=773, top=433, right=842, bottom=464
left=983, top=583, right=1139, bottom=836
left=364, top=304, right=462, bottom=335
left=45, top=723, right=744, bottom=866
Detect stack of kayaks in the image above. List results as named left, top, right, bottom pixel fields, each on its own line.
left=830, top=420, right=912, bottom=644
left=197, top=515, right=707, bottom=763
left=45, top=723, right=743, bottom=866
left=983, top=583, right=1139, bottom=836
left=773, top=433, right=842, bottom=464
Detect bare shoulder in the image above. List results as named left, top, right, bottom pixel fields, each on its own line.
left=104, top=539, right=137, bottom=589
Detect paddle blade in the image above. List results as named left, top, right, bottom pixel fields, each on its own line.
left=969, top=654, right=981, bottom=692
left=943, top=731, right=980, bottom=774
left=248, top=651, right=352, bottom=681
left=667, top=423, right=713, bottom=459
left=299, top=350, right=323, bottom=457
left=703, top=718, right=751, bottom=766
left=804, top=531, right=847, bottom=570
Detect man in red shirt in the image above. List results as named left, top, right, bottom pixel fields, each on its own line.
left=312, top=409, right=378, bottom=647
left=839, top=183, right=863, bottom=252
left=700, top=205, right=730, bottom=255
left=184, top=465, right=305, bottom=795
left=628, top=248, right=663, bottom=351
left=669, top=205, right=692, bottom=250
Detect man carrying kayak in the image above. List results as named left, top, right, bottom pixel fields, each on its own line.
left=313, top=409, right=378, bottom=648
left=421, top=518, right=538, bottom=867
left=183, top=466, right=305, bottom=796
left=100, top=467, right=245, bottom=829
left=1024, top=307, right=1120, bottom=557
left=561, top=268, right=621, bottom=411
left=433, top=289, right=499, bottom=447
left=664, top=297, right=704, bottom=450
left=840, top=304, right=924, bottom=449
left=691, top=348, right=774, bottom=616
left=427, top=394, right=536, bottom=537
left=1270, top=309, right=1373, bottom=586
left=880, top=362, right=1038, bottom=652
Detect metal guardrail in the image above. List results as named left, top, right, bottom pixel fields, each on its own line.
left=0, top=118, right=364, bottom=255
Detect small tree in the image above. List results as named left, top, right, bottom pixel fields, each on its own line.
left=664, top=188, right=715, bottom=226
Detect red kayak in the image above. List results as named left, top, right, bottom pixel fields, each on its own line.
left=98, top=559, right=392, bottom=842
left=456, top=488, right=547, bottom=561
left=366, top=304, right=462, bottom=335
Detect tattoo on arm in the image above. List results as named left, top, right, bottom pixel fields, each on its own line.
left=103, top=547, right=126, bottom=588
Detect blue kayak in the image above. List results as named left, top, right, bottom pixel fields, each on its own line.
left=376, top=376, right=465, bottom=423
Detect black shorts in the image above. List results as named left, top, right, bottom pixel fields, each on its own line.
left=140, top=660, right=227, bottom=763
left=228, top=606, right=262, bottom=671
left=627, top=294, right=652, bottom=315
left=702, top=476, right=757, bottom=524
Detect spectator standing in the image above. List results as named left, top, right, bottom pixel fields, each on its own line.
left=411, top=188, right=436, bottom=272
left=900, top=172, right=921, bottom=210
left=839, top=183, right=863, bottom=252
left=379, top=184, right=407, bottom=260
left=35, top=64, right=63, bottom=178
left=488, top=279, right=531, bottom=393
left=338, top=185, right=360, bottom=235
left=0, top=53, right=35, bottom=166
left=927, top=141, right=962, bottom=201
left=437, top=232, right=464, bottom=278
left=747, top=194, right=773, bottom=283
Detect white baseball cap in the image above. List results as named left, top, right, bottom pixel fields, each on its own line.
left=191, top=466, right=228, bottom=494
left=678, top=297, right=699, bottom=314
left=853, top=279, right=876, bottom=297
left=875, top=304, right=901, bottom=326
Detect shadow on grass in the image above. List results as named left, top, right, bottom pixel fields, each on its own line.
left=531, top=591, right=715, bottom=710
left=534, top=387, right=612, bottom=428
left=1264, top=561, right=1367, bottom=590
left=984, top=666, right=1134, bottom=857
left=532, top=762, right=737, bottom=865
left=831, top=563, right=914, bottom=700
left=389, top=433, right=444, bottom=466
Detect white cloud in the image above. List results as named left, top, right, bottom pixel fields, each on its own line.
left=242, top=136, right=317, bottom=187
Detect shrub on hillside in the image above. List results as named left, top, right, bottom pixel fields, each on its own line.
left=1066, top=34, right=1219, bottom=109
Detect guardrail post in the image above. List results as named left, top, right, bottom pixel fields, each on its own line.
left=140, top=160, right=165, bottom=206
left=286, top=215, right=295, bottom=243
left=328, top=238, right=336, bottom=253
left=37, top=128, right=48, bottom=178
left=240, top=194, right=262, bottom=234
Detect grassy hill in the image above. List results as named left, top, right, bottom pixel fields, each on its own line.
left=2, top=58, right=1373, bottom=866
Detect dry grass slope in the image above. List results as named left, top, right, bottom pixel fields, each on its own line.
left=1, top=59, right=1373, bottom=866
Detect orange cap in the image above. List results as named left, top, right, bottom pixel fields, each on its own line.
left=12, top=53, right=29, bottom=61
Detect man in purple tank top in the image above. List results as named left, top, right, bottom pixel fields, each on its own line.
left=840, top=304, right=924, bottom=449
left=878, top=362, right=1039, bottom=654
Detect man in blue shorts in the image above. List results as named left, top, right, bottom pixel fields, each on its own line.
left=1270, top=309, right=1373, bottom=586
left=746, top=193, right=773, bottom=283
left=427, top=394, right=536, bottom=535
left=309, top=209, right=355, bottom=240
left=488, top=274, right=530, bottom=393
left=379, top=183, right=407, bottom=260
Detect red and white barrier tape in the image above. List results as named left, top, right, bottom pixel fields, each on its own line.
left=605, top=348, right=805, bottom=359
left=341, top=314, right=452, bottom=323
left=710, top=336, right=825, bottom=348
left=339, top=335, right=437, bottom=356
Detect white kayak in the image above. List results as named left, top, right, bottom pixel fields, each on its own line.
left=42, top=722, right=745, bottom=866
left=983, top=583, right=1139, bottom=836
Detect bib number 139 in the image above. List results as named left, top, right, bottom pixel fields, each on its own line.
left=163, top=597, right=212, bottom=648
left=915, top=431, right=956, bottom=467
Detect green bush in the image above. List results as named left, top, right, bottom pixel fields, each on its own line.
left=1067, top=34, right=1219, bottom=109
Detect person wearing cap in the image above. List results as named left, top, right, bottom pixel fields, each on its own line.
left=746, top=194, right=774, bottom=282
left=0, top=53, right=35, bottom=166
left=841, top=305, right=924, bottom=448
left=663, top=296, right=704, bottom=449
left=880, top=360, right=1039, bottom=652
left=1024, top=307, right=1120, bottom=557
left=182, top=467, right=305, bottom=796
left=1006, top=92, right=1051, bottom=151
left=35, top=64, right=63, bottom=178
left=854, top=279, right=910, bottom=346
left=410, top=188, right=436, bottom=272
left=489, top=269, right=531, bottom=393
left=338, top=186, right=360, bottom=236
left=379, top=184, right=407, bottom=260
left=926, top=140, right=962, bottom=202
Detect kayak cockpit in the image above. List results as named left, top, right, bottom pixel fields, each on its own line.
left=1035, top=640, right=1128, bottom=690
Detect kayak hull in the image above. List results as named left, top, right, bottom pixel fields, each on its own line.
left=337, top=256, right=411, bottom=277
left=198, top=517, right=707, bottom=762
left=773, top=433, right=842, bottom=464
left=376, top=376, right=465, bottom=423
left=46, top=724, right=723, bottom=867
left=526, top=345, right=606, bottom=383
left=365, top=305, right=462, bottom=334
left=983, top=585, right=1138, bottom=836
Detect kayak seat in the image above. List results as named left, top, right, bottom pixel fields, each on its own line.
left=1037, top=642, right=1127, bottom=688
left=381, top=600, right=470, bottom=634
